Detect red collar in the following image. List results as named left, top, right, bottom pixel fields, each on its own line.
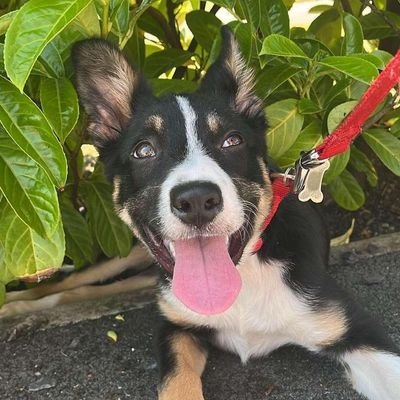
left=253, top=50, right=400, bottom=253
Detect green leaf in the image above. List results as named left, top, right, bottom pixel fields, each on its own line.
left=111, top=0, right=130, bottom=37
left=363, top=129, right=400, bottom=176
left=144, top=49, right=193, bottom=78
left=256, top=65, right=302, bottom=101
left=352, top=53, right=385, bottom=70
left=277, top=120, right=322, bottom=169
left=61, top=197, right=95, bottom=269
left=0, top=199, right=64, bottom=284
left=322, top=78, right=351, bottom=108
left=342, top=13, right=363, bottom=55
left=261, top=0, right=290, bottom=37
left=371, top=50, right=393, bottom=67
left=318, top=56, right=378, bottom=84
left=210, top=0, right=236, bottom=8
left=0, top=76, right=67, bottom=187
left=0, top=10, right=17, bottom=36
left=323, top=150, right=350, bottom=184
left=327, top=101, right=358, bottom=133
left=298, top=98, right=320, bottom=115
left=260, top=34, right=309, bottom=59
left=350, top=146, right=378, bottom=187
left=186, top=11, right=222, bottom=53
left=81, top=181, right=132, bottom=258
left=227, top=21, right=253, bottom=64
left=328, top=169, right=365, bottom=211
left=40, top=77, right=79, bottom=143
left=39, top=41, right=65, bottom=78
left=0, top=130, right=60, bottom=237
left=308, top=8, right=341, bottom=49
left=360, top=11, right=400, bottom=40
left=150, top=79, right=198, bottom=96
left=4, top=0, right=92, bottom=91
left=265, top=99, right=304, bottom=159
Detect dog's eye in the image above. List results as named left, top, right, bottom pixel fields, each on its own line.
left=132, top=141, right=156, bottom=159
left=222, top=133, right=243, bottom=148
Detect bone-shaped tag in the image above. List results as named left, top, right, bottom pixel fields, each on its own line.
left=298, top=159, right=330, bottom=203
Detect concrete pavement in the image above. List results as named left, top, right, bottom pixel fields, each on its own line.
left=0, top=244, right=399, bottom=399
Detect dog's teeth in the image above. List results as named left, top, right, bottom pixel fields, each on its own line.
left=164, top=241, right=176, bottom=257
left=225, top=237, right=229, bottom=245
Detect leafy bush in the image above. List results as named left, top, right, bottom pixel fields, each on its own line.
left=0, top=0, right=399, bottom=297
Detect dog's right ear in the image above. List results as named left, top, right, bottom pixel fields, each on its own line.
left=72, top=39, right=150, bottom=148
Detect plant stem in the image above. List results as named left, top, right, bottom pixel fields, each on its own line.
left=101, top=0, right=110, bottom=39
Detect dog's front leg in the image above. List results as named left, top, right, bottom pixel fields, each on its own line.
left=157, top=319, right=208, bottom=400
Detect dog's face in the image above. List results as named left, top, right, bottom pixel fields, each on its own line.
left=73, top=29, right=272, bottom=314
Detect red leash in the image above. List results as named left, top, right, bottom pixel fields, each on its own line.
left=253, top=51, right=400, bottom=253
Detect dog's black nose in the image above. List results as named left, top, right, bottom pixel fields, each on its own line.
left=170, top=182, right=223, bottom=227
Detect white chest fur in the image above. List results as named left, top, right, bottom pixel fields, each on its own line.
left=160, top=255, right=342, bottom=363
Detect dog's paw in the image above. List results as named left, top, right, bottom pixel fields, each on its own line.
left=158, top=373, right=204, bottom=400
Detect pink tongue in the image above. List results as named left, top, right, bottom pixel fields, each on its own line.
left=171, top=236, right=241, bottom=315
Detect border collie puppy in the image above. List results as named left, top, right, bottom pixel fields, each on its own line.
left=72, top=28, right=400, bottom=400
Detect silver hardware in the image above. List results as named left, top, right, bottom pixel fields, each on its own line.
left=293, top=150, right=330, bottom=203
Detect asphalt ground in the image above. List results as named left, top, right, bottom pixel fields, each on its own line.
left=0, top=251, right=399, bottom=400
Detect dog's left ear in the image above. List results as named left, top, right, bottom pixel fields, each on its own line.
left=200, top=27, right=264, bottom=126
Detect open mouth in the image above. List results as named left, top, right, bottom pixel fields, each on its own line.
left=142, top=226, right=249, bottom=273
left=142, top=225, right=250, bottom=315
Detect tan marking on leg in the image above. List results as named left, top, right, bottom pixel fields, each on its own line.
left=159, top=333, right=207, bottom=400
left=314, top=305, right=348, bottom=347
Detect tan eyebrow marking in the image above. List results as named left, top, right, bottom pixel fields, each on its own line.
left=206, top=112, right=221, bottom=133
left=145, top=114, right=164, bottom=132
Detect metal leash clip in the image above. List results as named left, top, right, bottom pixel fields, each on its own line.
left=292, top=149, right=330, bottom=203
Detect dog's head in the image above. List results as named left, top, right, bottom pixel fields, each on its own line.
left=73, top=28, right=273, bottom=314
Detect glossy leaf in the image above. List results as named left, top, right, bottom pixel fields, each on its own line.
left=0, top=76, right=67, bottom=187
left=81, top=181, right=132, bottom=258
left=342, top=13, right=363, bottom=55
left=298, top=98, right=320, bottom=115
left=40, top=77, right=79, bottom=143
left=260, top=34, right=309, bottom=59
left=0, top=11, right=17, bottom=36
left=0, top=199, right=64, bottom=284
left=327, top=101, right=358, bottom=133
left=4, top=0, right=92, bottom=91
left=150, top=79, right=198, bottom=96
left=363, top=129, right=400, bottom=176
left=277, top=120, right=322, bottom=169
left=350, top=146, right=378, bottom=187
left=318, top=57, right=378, bottom=84
left=0, top=130, right=60, bottom=237
left=328, top=169, right=365, bottom=211
left=265, top=99, right=304, bottom=159
left=323, top=150, right=350, bottom=184
left=61, top=197, right=95, bottom=269
left=308, top=8, right=341, bottom=49
left=186, top=11, right=222, bottom=52
left=111, top=0, right=130, bottom=36
left=360, top=11, right=400, bottom=40
left=256, top=65, right=302, bottom=101
left=39, top=41, right=65, bottom=78
left=144, top=49, right=193, bottom=78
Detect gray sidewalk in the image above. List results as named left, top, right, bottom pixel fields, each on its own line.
left=0, top=237, right=399, bottom=399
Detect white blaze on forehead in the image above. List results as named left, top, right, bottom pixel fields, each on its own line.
left=175, top=96, right=203, bottom=155
left=157, top=96, right=244, bottom=240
